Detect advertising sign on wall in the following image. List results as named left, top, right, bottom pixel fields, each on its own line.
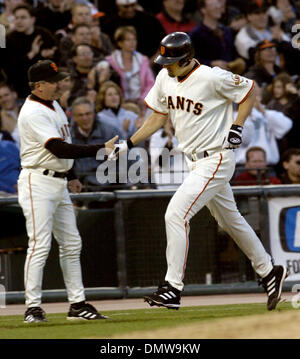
left=268, top=197, right=300, bottom=281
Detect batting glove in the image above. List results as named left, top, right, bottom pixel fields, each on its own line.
left=223, top=124, right=243, bottom=149
left=107, top=139, right=134, bottom=161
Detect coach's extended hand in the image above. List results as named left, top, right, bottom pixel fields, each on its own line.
left=104, top=135, right=119, bottom=157
left=108, top=139, right=134, bottom=161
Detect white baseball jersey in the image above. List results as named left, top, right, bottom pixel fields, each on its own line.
left=18, top=95, right=85, bottom=308
left=18, top=97, right=73, bottom=172
left=145, top=63, right=254, bottom=155
left=143, top=62, right=274, bottom=293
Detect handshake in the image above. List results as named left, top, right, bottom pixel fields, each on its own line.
left=106, top=139, right=134, bottom=161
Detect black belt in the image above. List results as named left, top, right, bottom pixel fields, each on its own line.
left=43, top=169, right=68, bottom=178
left=186, top=151, right=209, bottom=162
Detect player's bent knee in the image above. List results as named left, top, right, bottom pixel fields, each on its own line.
left=165, top=208, right=185, bottom=226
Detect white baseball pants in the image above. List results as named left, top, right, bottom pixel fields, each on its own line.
left=164, top=149, right=273, bottom=291
left=18, top=169, right=85, bottom=307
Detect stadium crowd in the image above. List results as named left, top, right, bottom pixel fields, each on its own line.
left=1, top=0, right=300, bottom=193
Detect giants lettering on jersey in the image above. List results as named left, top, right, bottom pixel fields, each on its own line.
left=167, top=96, right=203, bottom=115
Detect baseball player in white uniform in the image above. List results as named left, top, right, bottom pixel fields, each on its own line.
left=18, top=60, right=118, bottom=323
left=110, top=32, right=288, bottom=311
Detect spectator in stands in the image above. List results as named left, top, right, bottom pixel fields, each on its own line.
left=236, top=1, right=298, bottom=73
left=226, top=6, right=247, bottom=35
left=101, top=0, right=166, bottom=60
left=267, top=21, right=300, bottom=76
left=106, top=26, right=155, bottom=113
left=267, top=73, right=300, bottom=151
left=233, top=146, right=281, bottom=185
left=59, top=24, right=112, bottom=67
left=4, top=4, right=58, bottom=98
left=189, top=0, right=246, bottom=73
left=60, top=24, right=93, bottom=66
left=0, top=134, right=20, bottom=194
left=96, top=81, right=139, bottom=140
left=267, top=0, right=298, bottom=32
left=244, top=40, right=281, bottom=90
left=234, top=84, right=292, bottom=170
left=280, top=148, right=300, bottom=184
left=55, top=2, right=101, bottom=39
left=0, top=0, right=24, bottom=33
left=156, top=0, right=197, bottom=34
left=0, top=82, right=22, bottom=145
left=267, top=72, right=298, bottom=112
left=70, top=96, right=122, bottom=189
left=90, top=20, right=114, bottom=57
left=34, top=0, right=72, bottom=35
left=57, top=71, right=73, bottom=112
left=149, top=118, right=189, bottom=189
left=235, top=2, right=271, bottom=60
left=67, top=3, right=93, bottom=32
left=234, top=2, right=290, bottom=61
left=67, top=43, right=116, bottom=106
left=122, top=100, right=145, bottom=129
left=68, top=43, right=95, bottom=98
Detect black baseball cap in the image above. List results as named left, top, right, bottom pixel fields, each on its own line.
left=28, top=60, right=69, bottom=83
left=256, top=39, right=276, bottom=51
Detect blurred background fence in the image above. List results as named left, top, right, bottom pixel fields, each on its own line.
left=0, top=186, right=299, bottom=304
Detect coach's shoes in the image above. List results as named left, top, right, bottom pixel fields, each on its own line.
left=67, top=302, right=108, bottom=320
left=259, top=265, right=289, bottom=311
left=24, top=307, right=48, bottom=323
left=144, top=282, right=181, bottom=310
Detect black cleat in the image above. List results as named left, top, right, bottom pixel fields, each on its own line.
left=144, top=282, right=181, bottom=310
left=24, top=307, right=48, bottom=323
left=67, top=302, right=108, bottom=320
left=259, top=265, right=289, bottom=310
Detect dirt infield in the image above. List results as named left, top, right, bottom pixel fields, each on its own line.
left=112, top=310, right=300, bottom=339
left=0, top=292, right=294, bottom=316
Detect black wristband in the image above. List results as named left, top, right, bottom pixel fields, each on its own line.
left=127, top=139, right=134, bottom=149
left=231, top=124, right=243, bottom=133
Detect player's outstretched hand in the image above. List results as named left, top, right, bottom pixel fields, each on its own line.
left=105, top=135, right=119, bottom=157
left=107, top=140, right=129, bottom=161
left=223, top=124, right=243, bottom=149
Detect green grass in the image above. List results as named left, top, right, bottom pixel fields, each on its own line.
left=0, top=302, right=293, bottom=339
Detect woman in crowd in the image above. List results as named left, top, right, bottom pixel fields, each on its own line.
left=96, top=80, right=140, bottom=140
left=106, top=26, right=155, bottom=114
left=267, top=72, right=298, bottom=112
left=266, top=72, right=300, bottom=151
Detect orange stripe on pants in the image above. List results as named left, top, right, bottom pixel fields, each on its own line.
left=24, top=173, right=36, bottom=292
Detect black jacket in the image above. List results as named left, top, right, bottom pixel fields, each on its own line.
left=4, top=26, right=58, bottom=98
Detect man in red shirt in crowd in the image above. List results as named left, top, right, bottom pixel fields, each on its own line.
left=280, top=148, right=300, bottom=184
left=156, top=0, right=196, bottom=34
left=233, top=146, right=281, bottom=186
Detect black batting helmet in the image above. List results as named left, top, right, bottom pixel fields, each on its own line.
left=154, top=32, right=193, bottom=66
